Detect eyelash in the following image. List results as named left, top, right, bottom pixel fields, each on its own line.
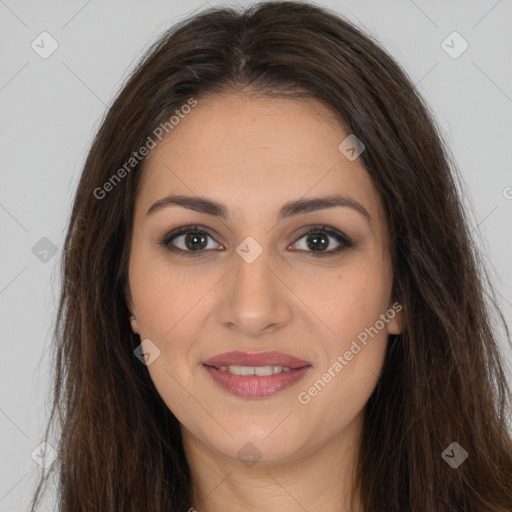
left=159, top=224, right=354, bottom=258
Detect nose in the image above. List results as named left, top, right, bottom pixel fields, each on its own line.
left=217, top=247, right=293, bottom=337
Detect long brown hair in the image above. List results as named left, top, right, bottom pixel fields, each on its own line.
left=30, top=1, right=512, bottom=510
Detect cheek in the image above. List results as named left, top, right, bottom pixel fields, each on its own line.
left=128, top=244, right=209, bottom=338
left=296, top=310, right=389, bottom=442
left=299, top=253, right=393, bottom=345
left=128, top=249, right=205, bottom=421
left=128, top=245, right=218, bottom=398
left=293, top=254, right=392, bottom=419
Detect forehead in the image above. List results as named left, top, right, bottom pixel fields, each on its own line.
left=136, top=93, right=382, bottom=223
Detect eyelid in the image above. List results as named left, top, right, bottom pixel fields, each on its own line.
left=159, top=224, right=223, bottom=256
left=293, top=225, right=353, bottom=247
left=159, top=224, right=354, bottom=257
left=290, top=225, right=354, bottom=257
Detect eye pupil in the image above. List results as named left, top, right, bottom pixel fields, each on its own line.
left=163, top=225, right=349, bottom=258
left=306, top=233, right=329, bottom=251
left=185, top=232, right=207, bottom=250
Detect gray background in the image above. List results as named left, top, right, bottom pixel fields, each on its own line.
left=1, top=0, right=511, bottom=509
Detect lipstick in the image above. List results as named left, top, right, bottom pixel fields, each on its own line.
left=202, top=351, right=312, bottom=398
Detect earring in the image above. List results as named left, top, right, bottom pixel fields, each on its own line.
left=130, top=315, right=136, bottom=320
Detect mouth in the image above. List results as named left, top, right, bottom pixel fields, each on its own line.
left=202, top=351, right=312, bottom=399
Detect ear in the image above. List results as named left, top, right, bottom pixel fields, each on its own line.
left=386, top=301, right=404, bottom=335
left=124, top=280, right=140, bottom=335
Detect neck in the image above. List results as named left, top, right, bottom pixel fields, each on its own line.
left=182, top=411, right=364, bottom=512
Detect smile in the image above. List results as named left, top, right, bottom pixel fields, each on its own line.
left=216, top=365, right=291, bottom=375
left=202, top=364, right=311, bottom=398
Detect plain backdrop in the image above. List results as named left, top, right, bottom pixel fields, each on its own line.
left=1, top=0, right=511, bottom=510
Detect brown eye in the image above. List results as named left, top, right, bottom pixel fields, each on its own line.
left=290, top=226, right=354, bottom=257
left=161, top=226, right=223, bottom=257
left=182, top=231, right=208, bottom=251
left=304, top=232, right=330, bottom=251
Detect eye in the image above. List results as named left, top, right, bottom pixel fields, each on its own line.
left=160, top=225, right=223, bottom=257
left=160, top=224, right=354, bottom=258
left=289, top=225, right=354, bottom=257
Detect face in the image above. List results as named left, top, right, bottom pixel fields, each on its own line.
left=125, top=93, right=402, bottom=465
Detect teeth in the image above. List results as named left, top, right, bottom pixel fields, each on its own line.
left=218, top=365, right=291, bottom=375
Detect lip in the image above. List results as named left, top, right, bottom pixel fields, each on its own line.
left=203, top=366, right=312, bottom=398
left=203, top=351, right=311, bottom=369
left=202, top=351, right=312, bottom=399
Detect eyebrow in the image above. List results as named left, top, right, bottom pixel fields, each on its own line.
left=146, top=194, right=371, bottom=222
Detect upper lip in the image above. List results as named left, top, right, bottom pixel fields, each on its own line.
left=203, top=351, right=312, bottom=369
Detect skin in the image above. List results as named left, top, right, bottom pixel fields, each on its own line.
left=125, top=92, right=403, bottom=512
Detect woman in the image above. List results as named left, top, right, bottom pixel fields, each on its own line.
left=30, top=1, right=512, bottom=510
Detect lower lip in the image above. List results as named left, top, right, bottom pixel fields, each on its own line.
left=203, top=365, right=312, bottom=398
